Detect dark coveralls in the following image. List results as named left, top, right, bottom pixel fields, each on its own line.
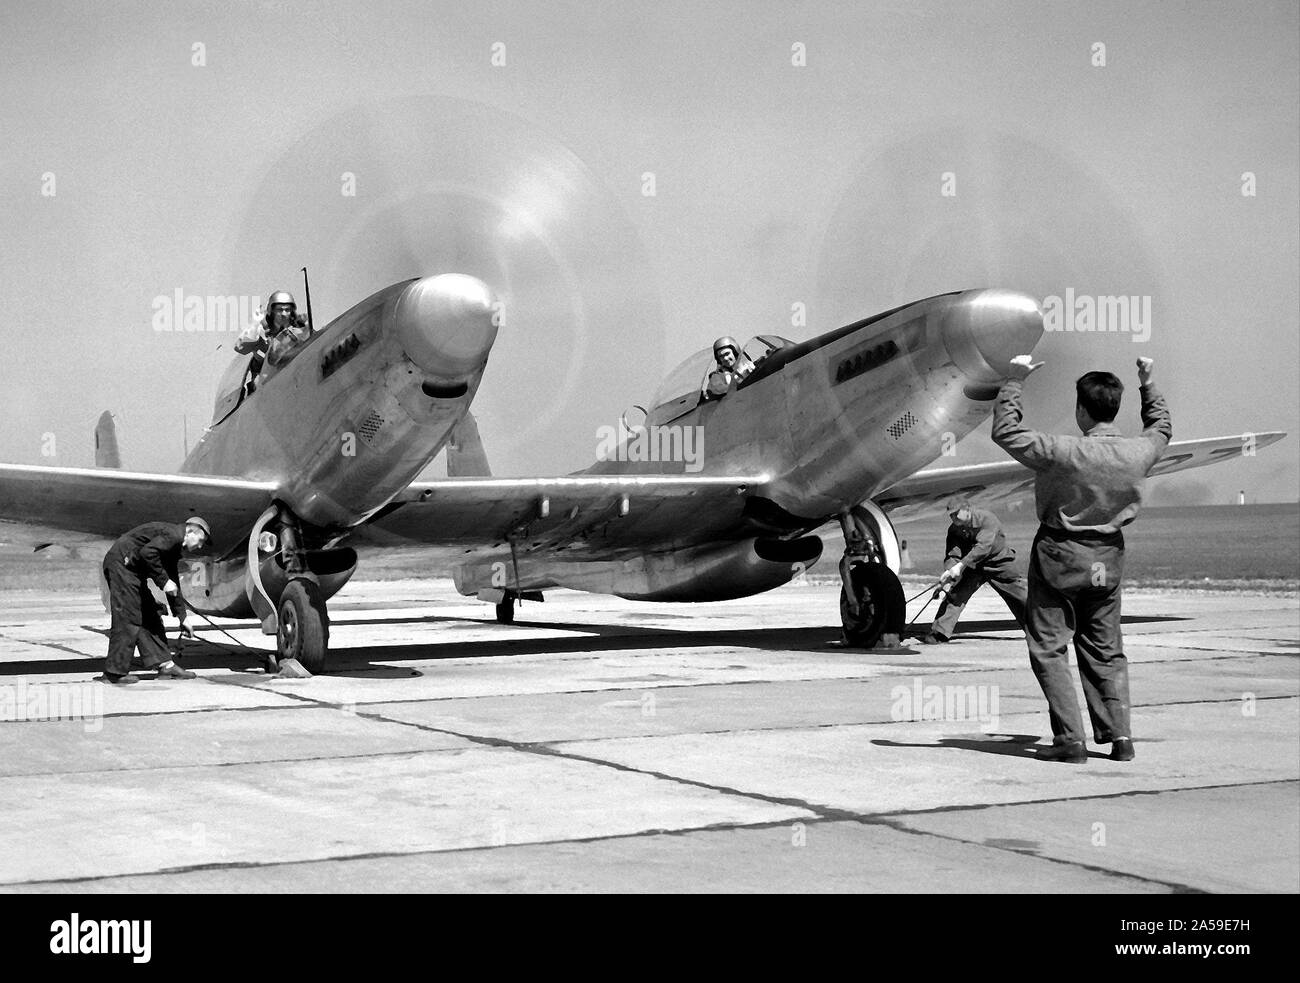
left=102, top=523, right=188, bottom=677
left=992, top=378, right=1171, bottom=745
left=929, top=508, right=1028, bottom=639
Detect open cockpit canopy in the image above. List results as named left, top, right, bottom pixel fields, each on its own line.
left=647, top=335, right=793, bottom=423
left=211, top=352, right=256, bottom=425
left=209, top=322, right=330, bottom=426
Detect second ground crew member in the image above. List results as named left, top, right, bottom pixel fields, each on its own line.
left=919, top=499, right=1028, bottom=644
left=993, top=355, right=1171, bottom=764
left=99, top=517, right=211, bottom=684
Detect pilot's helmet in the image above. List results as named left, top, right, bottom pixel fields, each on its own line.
left=265, top=291, right=297, bottom=331
left=713, top=336, right=741, bottom=359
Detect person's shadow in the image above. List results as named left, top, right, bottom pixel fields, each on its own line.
left=872, top=734, right=1078, bottom=760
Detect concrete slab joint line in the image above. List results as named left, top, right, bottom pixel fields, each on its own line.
left=1, top=584, right=1295, bottom=891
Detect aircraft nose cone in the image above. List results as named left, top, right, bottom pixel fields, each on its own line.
left=394, top=274, right=498, bottom=379
left=941, top=289, right=1044, bottom=384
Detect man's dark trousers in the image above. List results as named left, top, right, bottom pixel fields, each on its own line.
left=1026, top=526, right=1130, bottom=745
left=930, top=554, right=1027, bottom=638
left=102, top=556, right=172, bottom=676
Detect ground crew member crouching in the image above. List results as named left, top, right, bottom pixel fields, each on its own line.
left=993, top=355, right=1171, bottom=764
left=920, top=499, right=1027, bottom=644
left=99, top=517, right=211, bottom=684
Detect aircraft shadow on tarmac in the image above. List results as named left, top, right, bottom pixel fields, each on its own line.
left=0, top=613, right=1188, bottom=678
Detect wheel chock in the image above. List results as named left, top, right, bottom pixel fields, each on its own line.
left=274, top=657, right=312, bottom=679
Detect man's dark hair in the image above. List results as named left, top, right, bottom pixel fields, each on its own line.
left=1076, top=371, right=1123, bottom=422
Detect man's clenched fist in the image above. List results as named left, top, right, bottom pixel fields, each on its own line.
left=1137, top=356, right=1154, bottom=385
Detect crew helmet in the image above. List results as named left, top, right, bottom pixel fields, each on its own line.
left=713, top=336, right=741, bottom=358
left=184, top=515, right=212, bottom=545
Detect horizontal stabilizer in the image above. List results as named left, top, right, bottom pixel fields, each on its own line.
left=94, top=411, right=121, bottom=469
left=448, top=411, right=492, bottom=477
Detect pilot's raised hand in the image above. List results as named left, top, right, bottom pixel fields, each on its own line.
left=162, top=579, right=179, bottom=596
left=1136, top=356, right=1154, bottom=386
left=233, top=320, right=265, bottom=355
left=1007, top=355, right=1044, bottom=380
left=705, top=371, right=730, bottom=397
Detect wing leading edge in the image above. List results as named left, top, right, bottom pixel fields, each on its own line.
left=0, top=463, right=278, bottom=553
left=352, top=473, right=770, bottom=553
left=1, top=430, right=1282, bottom=559
left=876, top=432, right=1287, bottom=521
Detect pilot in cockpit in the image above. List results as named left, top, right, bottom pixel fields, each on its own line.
left=235, top=290, right=312, bottom=396
left=702, top=336, right=756, bottom=400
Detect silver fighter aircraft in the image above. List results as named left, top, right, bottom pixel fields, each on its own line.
left=0, top=276, right=1284, bottom=671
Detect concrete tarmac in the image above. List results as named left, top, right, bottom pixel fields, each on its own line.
left=0, top=580, right=1296, bottom=893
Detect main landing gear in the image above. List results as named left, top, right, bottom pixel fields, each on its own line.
left=841, top=562, right=906, bottom=649
left=277, top=579, right=330, bottom=674
left=248, top=505, right=333, bottom=675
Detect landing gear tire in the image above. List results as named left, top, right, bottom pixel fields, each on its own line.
left=278, top=579, right=329, bottom=673
left=495, top=595, right=515, bottom=625
left=841, top=563, right=906, bottom=649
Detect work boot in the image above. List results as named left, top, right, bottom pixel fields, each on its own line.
left=919, top=632, right=949, bottom=645
left=1110, top=737, right=1135, bottom=761
left=97, top=673, right=139, bottom=685
left=1037, top=740, right=1088, bottom=764
left=155, top=663, right=196, bottom=680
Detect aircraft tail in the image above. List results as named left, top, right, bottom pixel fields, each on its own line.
left=94, top=411, right=121, bottom=468
left=447, top=410, right=491, bottom=477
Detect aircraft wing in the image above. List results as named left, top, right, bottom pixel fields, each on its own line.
left=876, top=432, right=1287, bottom=521
left=2, top=431, right=1281, bottom=558
left=351, top=473, right=770, bottom=554
left=0, top=463, right=277, bottom=553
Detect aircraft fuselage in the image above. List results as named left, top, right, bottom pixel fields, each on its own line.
left=587, top=288, right=1044, bottom=519
left=183, top=276, right=498, bottom=537
left=449, top=287, right=1044, bottom=600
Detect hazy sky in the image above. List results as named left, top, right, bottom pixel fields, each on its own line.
left=2, top=0, right=1297, bottom=503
